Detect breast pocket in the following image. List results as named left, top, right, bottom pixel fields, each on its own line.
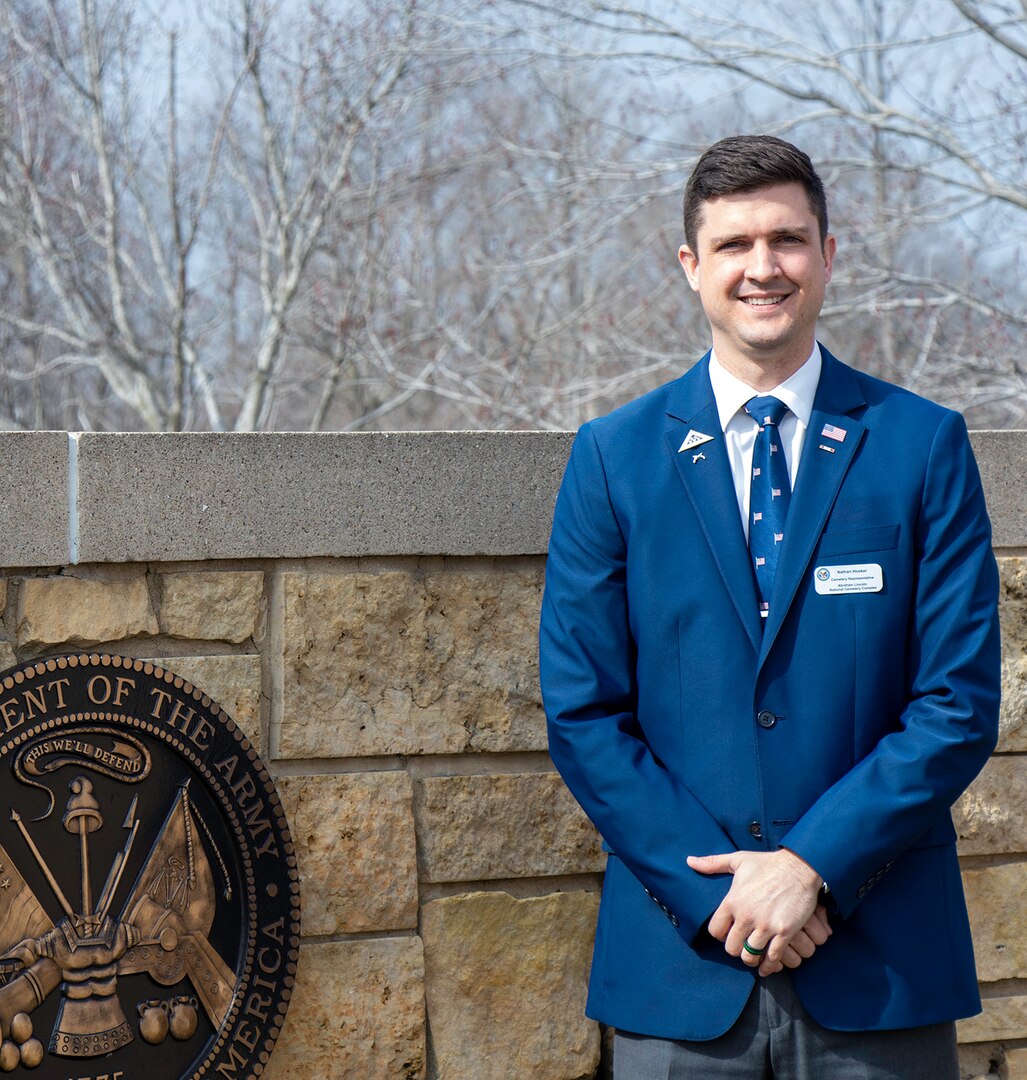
left=817, top=523, right=899, bottom=557
left=813, top=524, right=900, bottom=598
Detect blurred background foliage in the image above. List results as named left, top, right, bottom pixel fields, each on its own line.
left=0, top=0, right=1023, bottom=431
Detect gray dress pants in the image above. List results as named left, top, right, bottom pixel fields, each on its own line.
left=613, top=972, right=959, bottom=1080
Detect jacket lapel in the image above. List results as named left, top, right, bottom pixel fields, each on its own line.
left=665, top=357, right=763, bottom=654
left=758, top=349, right=867, bottom=667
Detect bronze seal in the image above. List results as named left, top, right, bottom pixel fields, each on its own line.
left=0, top=655, right=300, bottom=1078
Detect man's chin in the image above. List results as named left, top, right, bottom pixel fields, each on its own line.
left=736, top=331, right=799, bottom=358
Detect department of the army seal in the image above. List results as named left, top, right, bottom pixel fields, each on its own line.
left=0, top=655, right=300, bottom=1079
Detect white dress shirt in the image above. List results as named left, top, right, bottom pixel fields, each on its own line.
left=707, top=345, right=822, bottom=541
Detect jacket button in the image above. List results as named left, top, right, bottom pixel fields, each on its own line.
left=757, top=710, right=777, bottom=729
left=749, top=821, right=763, bottom=840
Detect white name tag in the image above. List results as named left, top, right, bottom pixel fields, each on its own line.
left=814, top=563, right=883, bottom=595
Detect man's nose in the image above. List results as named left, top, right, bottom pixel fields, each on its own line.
left=746, top=242, right=781, bottom=281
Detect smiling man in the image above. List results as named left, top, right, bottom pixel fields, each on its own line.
left=539, top=135, right=1000, bottom=1079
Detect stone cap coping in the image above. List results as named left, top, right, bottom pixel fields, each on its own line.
left=0, top=430, right=1019, bottom=566
left=0, top=432, right=70, bottom=566
left=969, top=431, right=1026, bottom=551
left=73, top=431, right=574, bottom=563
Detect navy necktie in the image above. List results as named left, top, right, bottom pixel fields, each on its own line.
left=744, top=395, right=791, bottom=620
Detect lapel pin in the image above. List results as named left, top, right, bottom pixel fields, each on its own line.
left=818, top=444, right=836, bottom=454
left=678, top=429, right=714, bottom=453
left=821, top=423, right=846, bottom=442
left=692, top=452, right=706, bottom=463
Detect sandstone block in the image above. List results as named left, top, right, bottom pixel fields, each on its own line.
left=962, top=861, right=1027, bottom=981
left=146, top=654, right=262, bottom=753
left=422, top=890, right=600, bottom=1080
left=0, top=641, right=16, bottom=675
left=158, top=571, right=263, bottom=643
left=17, top=575, right=157, bottom=647
left=999, top=557, right=1027, bottom=600
left=955, top=758, right=1027, bottom=856
left=956, top=1042, right=1001, bottom=1080
left=278, top=569, right=545, bottom=758
left=260, top=937, right=425, bottom=1080
left=999, top=557, right=1027, bottom=658
left=416, top=772, right=603, bottom=882
left=0, top=581, right=14, bottom=673
left=1003, top=1047, right=1027, bottom=1080
left=957, top=995, right=1027, bottom=1043
left=276, top=772, right=418, bottom=935
left=999, top=657, right=1027, bottom=751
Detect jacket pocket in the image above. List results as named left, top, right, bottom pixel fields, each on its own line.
left=818, top=523, right=900, bottom=557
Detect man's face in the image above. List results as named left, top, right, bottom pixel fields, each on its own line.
left=678, top=182, right=835, bottom=378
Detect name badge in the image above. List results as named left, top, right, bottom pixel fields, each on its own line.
left=814, top=563, right=883, bottom=595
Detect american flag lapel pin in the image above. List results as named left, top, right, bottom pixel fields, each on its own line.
left=819, top=422, right=846, bottom=453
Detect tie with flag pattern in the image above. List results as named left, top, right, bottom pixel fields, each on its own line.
left=744, top=395, right=791, bottom=620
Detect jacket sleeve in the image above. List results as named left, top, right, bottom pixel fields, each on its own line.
left=780, top=410, right=1001, bottom=917
left=540, top=423, right=735, bottom=941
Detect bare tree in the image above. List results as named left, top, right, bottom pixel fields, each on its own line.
left=0, top=0, right=225, bottom=429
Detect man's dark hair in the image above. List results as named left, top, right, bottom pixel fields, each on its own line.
left=682, top=135, right=829, bottom=253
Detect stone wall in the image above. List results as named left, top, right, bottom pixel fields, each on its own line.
left=0, top=430, right=1022, bottom=1080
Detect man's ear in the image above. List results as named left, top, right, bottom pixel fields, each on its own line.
left=678, top=245, right=700, bottom=291
left=823, top=233, right=837, bottom=284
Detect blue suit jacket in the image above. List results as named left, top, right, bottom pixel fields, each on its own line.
left=539, top=347, right=1000, bottom=1039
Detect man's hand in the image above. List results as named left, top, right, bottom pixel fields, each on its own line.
left=687, top=848, right=830, bottom=976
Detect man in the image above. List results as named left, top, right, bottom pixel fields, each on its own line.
left=539, top=135, right=1000, bottom=1079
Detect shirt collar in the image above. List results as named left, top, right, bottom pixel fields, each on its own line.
left=708, top=343, right=822, bottom=431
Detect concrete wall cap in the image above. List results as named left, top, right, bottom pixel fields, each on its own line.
left=969, top=430, right=1027, bottom=549
left=73, top=431, right=575, bottom=561
left=0, top=432, right=69, bottom=567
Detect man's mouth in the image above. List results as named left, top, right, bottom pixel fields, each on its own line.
left=740, top=296, right=788, bottom=306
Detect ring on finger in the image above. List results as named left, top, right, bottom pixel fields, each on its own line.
left=742, top=938, right=765, bottom=957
